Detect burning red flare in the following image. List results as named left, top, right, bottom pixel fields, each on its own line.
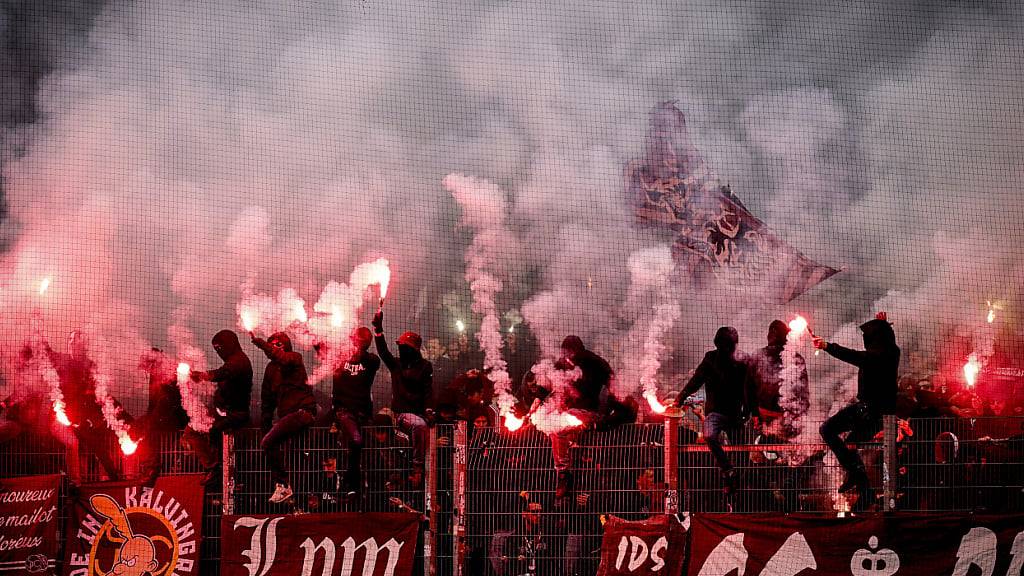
left=963, top=354, right=982, bottom=387
left=119, top=435, right=138, bottom=456
left=292, top=301, right=308, bottom=324
left=644, top=391, right=667, bottom=414
left=53, top=400, right=71, bottom=427
left=240, top=308, right=256, bottom=332
left=561, top=413, right=584, bottom=428
left=38, top=277, right=51, bottom=295
left=177, top=362, right=190, bottom=381
left=504, top=412, right=525, bottom=432
left=788, top=315, right=809, bottom=336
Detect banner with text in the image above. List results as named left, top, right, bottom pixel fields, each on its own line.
left=221, top=512, right=420, bottom=576
left=598, top=515, right=687, bottom=576
left=689, top=513, right=1024, bottom=576
left=62, top=475, right=205, bottom=576
left=0, top=474, right=61, bottom=575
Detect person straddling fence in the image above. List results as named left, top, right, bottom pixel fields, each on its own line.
left=331, top=326, right=380, bottom=496
left=183, top=329, right=254, bottom=487
left=814, top=312, right=900, bottom=496
left=254, top=331, right=317, bottom=504
left=676, top=326, right=749, bottom=494
left=372, top=309, right=433, bottom=471
left=136, top=348, right=188, bottom=486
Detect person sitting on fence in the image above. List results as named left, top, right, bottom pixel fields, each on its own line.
left=331, top=326, right=380, bottom=497
left=254, top=331, right=317, bottom=504
left=372, top=309, right=432, bottom=471
left=136, top=348, right=188, bottom=486
left=814, top=312, right=900, bottom=495
left=551, top=335, right=614, bottom=500
left=45, top=330, right=124, bottom=483
left=676, top=326, right=749, bottom=495
left=183, top=329, right=254, bottom=487
left=745, top=319, right=809, bottom=436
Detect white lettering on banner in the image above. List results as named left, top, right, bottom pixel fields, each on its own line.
left=235, top=517, right=283, bottom=576
left=300, top=536, right=404, bottom=576
left=951, top=528, right=1024, bottom=576
left=849, top=536, right=899, bottom=576
left=697, top=532, right=815, bottom=576
left=613, top=536, right=669, bottom=572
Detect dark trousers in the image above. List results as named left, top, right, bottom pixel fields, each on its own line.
left=819, top=402, right=881, bottom=473
left=184, top=411, right=249, bottom=470
left=262, top=409, right=314, bottom=485
left=137, top=418, right=185, bottom=481
left=335, top=410, right=365, bottom=485
left=704, top=412, right=741, bottom=474
left=74, top=420, right=122, bottom=481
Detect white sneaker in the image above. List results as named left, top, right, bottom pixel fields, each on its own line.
left=269, top=483, right=293, bottom=503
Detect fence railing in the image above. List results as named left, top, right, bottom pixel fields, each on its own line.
left=1, top=416, right=1022, bottom=575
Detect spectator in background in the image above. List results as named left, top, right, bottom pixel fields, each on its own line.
left=254, top=331, right=317, bottom=504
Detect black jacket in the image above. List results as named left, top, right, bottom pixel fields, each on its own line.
left=564, top=349, right=613, bottom=413
left=256, top=332, right=316, bottom=428
left=678, top=350, right=749, bottom=419
left=45, top=350, right=104, bottom=425
left=145, top=368, right=188, bottom=430
left=824, top=318, right=900, bottom=415
left=208, top=330, right=254, bottom=417
left=375, top=335, right=433, bottom=416
left=332, top=350, right=380, bottom=419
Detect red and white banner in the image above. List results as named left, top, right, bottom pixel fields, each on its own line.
left=0, top=474, right=61, bottom=575
left=221, top=512, right=420, bottom=576
left=598, top=515, right=687, bottom=576
left=689, top=513, right=1024, bottom=576
left=62, top=475, right=205, bottom=576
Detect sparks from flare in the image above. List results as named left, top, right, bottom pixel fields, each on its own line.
left=963, top=354, right=982, bottom=387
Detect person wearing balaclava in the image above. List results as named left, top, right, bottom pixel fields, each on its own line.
left=45, top=330, right=123, bottom=483
left=253, top=331, right=317, bottom=504
left=331, top=326, right=381, bottom=496
left=372, top=309, right=433, bottom=469
left=745, top=320, right=809, bottom=430
left=551, top=335, right=614, bottom=499
left=814, top=312, right=900, bottom=495
left=676, top=326, right=749, bottom=494
left=183, top=329, right=254, bottom=487
left=135, top=348, right=188, bottom=486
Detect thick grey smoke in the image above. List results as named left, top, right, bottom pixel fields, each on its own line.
left=1, top=1, right=1022, bottom=427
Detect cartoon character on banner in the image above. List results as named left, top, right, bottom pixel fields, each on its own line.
left=88, top=494, right=177, bottom=576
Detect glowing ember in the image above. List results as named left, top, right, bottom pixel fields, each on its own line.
left=240, top=308, right=256, bottom=332
left=561, top=413, right=584, bottom=428
left=119, top=435, right=138, bottom=456
left=331, top=306, right=344, bottom=327
left=455, top=320, right=466, bottom=333
left=38, top=277, right=51, bottom=295
left=177, top=362, right=190, bottom=381
left=987, top=308, right=996, bottom=324
left=788, top=315, right=809, bottom=336
left=504, top=412, right=525, bottom=432
left=53, top=401, right=72, bottom=427
left=644, top=391, right=667, bottom=414
left=963, top=354, right=982, bottom=387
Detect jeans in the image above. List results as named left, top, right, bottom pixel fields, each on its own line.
left=335, top=410, right=365, bottom=483
left=396, top=413, right=428, bottom=466
left=704, top=412, right=741, bottom=474
left=819, top=401, right=882, bottom=474
left=549, top=409, right=599, bottom=472
left=261, top=409, right=315, bottom=485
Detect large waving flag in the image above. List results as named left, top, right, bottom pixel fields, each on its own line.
left=628, top=102, right=839, bottom=303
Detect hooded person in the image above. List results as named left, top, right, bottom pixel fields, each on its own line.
left=745, top=320, right=809, bottom=430
left=676, top=326, right=749, bottom=493
left=252, top=331, right=317, bottom=503
left=44, top=330, right=123, bottom=483
left=183, top=329, right=254, bottom=486
left=371, top=309, right=433, bottom=469
left=135, top=348, right=188, bottom=486
left=550, top=335, right=615, bottom=499
left=331, top=326, right=381, bottom=495
left=814, top=313, right=900, bottom=495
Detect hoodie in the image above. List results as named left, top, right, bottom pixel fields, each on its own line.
left=375, top=333, right=433, bottom=416
left=678, top=327, right=749, bottom=419
left=256, top=332, right=317, bottom=428
left=824, top=318, right=900, bottom=415
left=207, top=330, right=254, bottom=417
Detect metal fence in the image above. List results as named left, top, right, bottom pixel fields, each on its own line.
left=2, top=416, right=1022, bottom=575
